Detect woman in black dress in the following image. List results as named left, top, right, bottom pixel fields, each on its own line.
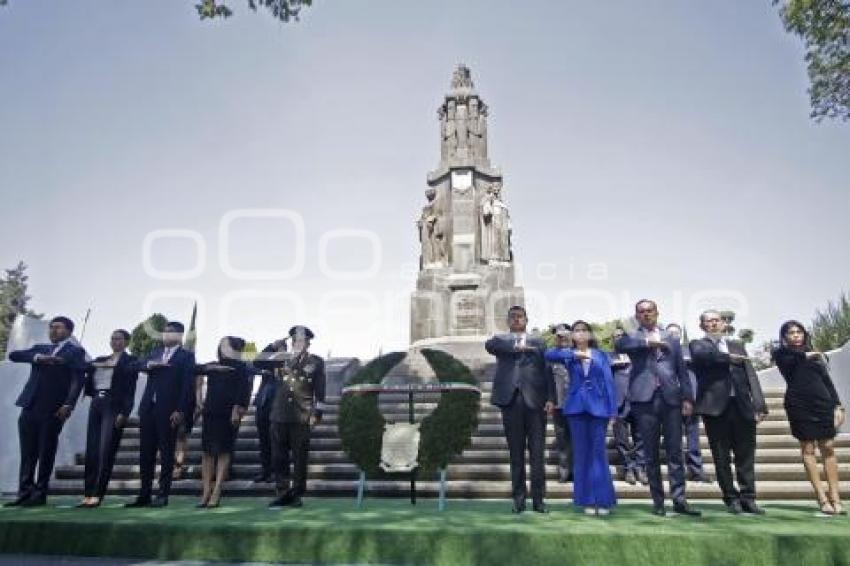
left=772, top=320, right=846, bottom=515
left=196, top=336, right=253, bottom=507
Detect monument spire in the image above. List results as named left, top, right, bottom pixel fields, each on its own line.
left=410, top=66, right=524, bottom=360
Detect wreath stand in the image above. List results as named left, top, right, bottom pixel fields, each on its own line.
left=342, top=382, right=480, bottom=511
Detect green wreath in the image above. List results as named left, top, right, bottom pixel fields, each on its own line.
left=337, top=348, right=480, bottom=477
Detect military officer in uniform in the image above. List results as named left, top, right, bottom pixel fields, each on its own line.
left=266, top=325, right=326, bottom=508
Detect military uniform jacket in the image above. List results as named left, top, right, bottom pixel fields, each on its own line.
left=269, top=352, right=327, bottom=424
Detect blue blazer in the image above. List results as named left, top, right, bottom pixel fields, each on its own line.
left=133, top=346, right=196, bottom=417
left=545, top=348, right=617, bottom=419
left=615, top=329, right=693, bottom=406
left=9, top=342, right=87, bottom=415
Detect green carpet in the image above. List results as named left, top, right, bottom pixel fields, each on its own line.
left=1, top=498, right=849, bottom=565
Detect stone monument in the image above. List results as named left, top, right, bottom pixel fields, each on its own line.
left=409, top=65, right=524, bottom=363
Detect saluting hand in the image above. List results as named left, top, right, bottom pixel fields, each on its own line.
left=682, top=400, right=694, bottom=417
left=170, top=411, right=184, bottom=427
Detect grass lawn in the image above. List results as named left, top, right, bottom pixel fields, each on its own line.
left=1, top=497, right=849, bottom=565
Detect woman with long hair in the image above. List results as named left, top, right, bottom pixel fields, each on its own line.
left=196, top=336, right=253, bottom=508
left=546, top=320, right=618, bottom=515
left=772, top=320, right=845, bottom=515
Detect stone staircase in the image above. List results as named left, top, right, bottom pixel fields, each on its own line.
left=51, top=363, right=850, bottom=500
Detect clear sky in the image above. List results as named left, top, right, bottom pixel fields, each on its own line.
left=1, top=0, right=848, bottom=361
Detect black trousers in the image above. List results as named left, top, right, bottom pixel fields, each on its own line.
left=138, top=407, right=177, bottom=500
left=703, top=402, right=757, bottom=504
left=683, top=414, right=705, bottom=476
left=613, top=411, right=646, bottom=473
left=17, top=409, right=64, bottom=500
left=83, top=396, right=125, bottom=497
left=552, top=411, right=573, bottom=478
left=500, top=390, right=546, bottom=503
left=256, top=403, right=273, bottom=475
left=271, top=421, right=310, bottom=496
left=632, top=392, right=686, bottom=506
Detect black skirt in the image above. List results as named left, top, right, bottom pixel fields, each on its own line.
left=201, top=414, right=238, bottom=455
left=786, top=399, right=837, bottom=441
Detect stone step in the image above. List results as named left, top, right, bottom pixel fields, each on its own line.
left=54, top=462, right=850, bottom=483
left=116, top=419, right=801, bottom=442
left=99, top=434, right=850, bottom=452
left=46, top=478, right=850, bottom=500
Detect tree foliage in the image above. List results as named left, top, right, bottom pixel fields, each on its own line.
left=129, top=313, right=168, bottom=358
left=0, top=261, right=42, bottom=359
left=812, top=291, right=850, bottom=351
left=195, top=0, right=312, bottom=22
left=775, top=0, right=850, bottom=121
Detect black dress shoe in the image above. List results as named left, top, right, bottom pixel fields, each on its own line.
left=3, top=495, right=30, bottom=508
left=124, top=497, right=151, bottom=508
left=673, top=502, right=702, bottom=517
left=76, top=501, right=101, bottom=509
left=269, top=493, right=294, bottom=508
left=688, top=471, right=710, bottom=483
left=740, top=500, right=766, bottom=515
left=149, top=497, right=169, bottom=508
left=651, top=505, right=666, bottom=517
left=289, top=496, right=303, bottom=508
left=253, top=473, right=272, bottom=483
left=532, top=502, right=549, bottom=514
left=20, top=496, right=46, bottom=507
left=726, top=500, right=743, bottom=514
left=624, top=470, right=637, bottom=485
left=512, top=499, right=526, bottom=514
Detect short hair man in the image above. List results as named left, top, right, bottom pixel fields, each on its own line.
left=5, top=316, right=86, bottom=507
left=689, top=310, right=768, bottom=515
left=615, top=300, right=700, bottom=517
left=485, top=306, right=555, bottom=513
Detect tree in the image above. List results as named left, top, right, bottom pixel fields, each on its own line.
left=811, top=291, right=850, bottom=351
left=774, top=0, right=850, bottom=121
left=0, top=0, right=312, bottom=23
left=195, top=0, right=312, bottom=22
left=129, top=313, right=168, bottom=358
left=0, top=261, right=42, bottom=359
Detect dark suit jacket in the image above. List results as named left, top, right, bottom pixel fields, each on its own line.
left=9, top=342, right=87, bottom=415
left=485, top=334, right=554, bottom=410
left=83, top=352, right=139, bottom=416
left=134, top=346, right=196, bottom=417
left=615, top=329, right=693, bottom=406
left=252, top=342, right=283, bottom=408
left=689, top=337, right=768, bottom=419
left=609, top=353, right=632, bottom=416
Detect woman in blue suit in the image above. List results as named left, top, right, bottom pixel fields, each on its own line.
left=546, top=320, right=618, bottom=515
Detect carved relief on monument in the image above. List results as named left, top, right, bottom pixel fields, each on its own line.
left=437, top=64, right=489, bottom=165
left=417, top=187, right=448, bottom=269
left=479, top=181, right=512, bottom=264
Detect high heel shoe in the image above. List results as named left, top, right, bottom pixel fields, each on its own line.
left=196, top=494, right=211, bottom=508
left=818, top=496, right=835, bottom=515
left=831, top=500, right=847, bottom=515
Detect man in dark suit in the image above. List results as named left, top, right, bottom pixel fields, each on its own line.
left=5, top=316, right=86, bottom=507
left=615, top=300, right=700, bottom=517
left=611, top=326, right=647, bottom=486
left=666, top=323, right=709, bottom=483
left=252, top=337, right=288, bottom=483
left=125, top=320, right=195, bottom=508
left=689, top=310, right=768, bottom=515
left=77, top=329, right=139, bottom=508
left=266, top=325, right=326, bottom=508
left=545, top=324, right=573, bottom=483
left=485, top=305, right=555, bottom=514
